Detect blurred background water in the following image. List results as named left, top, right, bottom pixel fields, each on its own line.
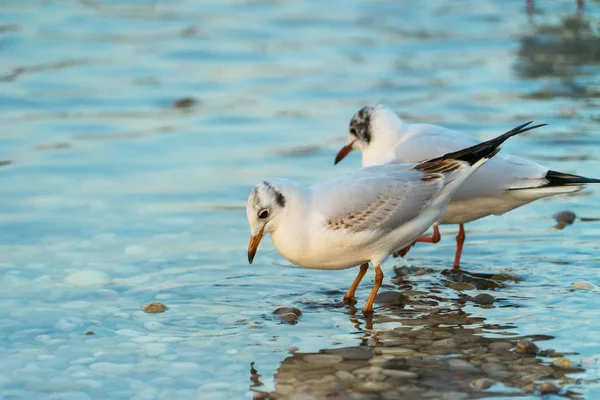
left=1, top=0, right=600, bottom=399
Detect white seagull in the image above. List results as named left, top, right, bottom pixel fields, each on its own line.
left=335, top=105, right=600, bottom=269
left=247, top=121, right=544, bottom=314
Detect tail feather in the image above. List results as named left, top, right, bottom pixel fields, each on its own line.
left=416, top=121, right=546, bottom=171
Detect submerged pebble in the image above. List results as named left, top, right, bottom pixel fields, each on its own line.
left=539, top=382, right=561, bottom=395
left=553, top=357, right=574, bottom=369
left=142, top=302, right=168, bottom=314
left=471, top=378, right=494, bottom=390
left=351, top=381, right=392, bottom=393
left=449, top=282, right=475, bottom=291
left=553, top=210, right=576, bottom=230
left=374, top=291, right=409, bottom=305
left=515, top=339, right=538, bottom=355
left=572, top=281, right=594, bottom=290
left=272, top=307, right=302, bottom=324
left=472, top=293, right=495, bottom=305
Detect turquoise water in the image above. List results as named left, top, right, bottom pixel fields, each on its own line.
left=1, top=0, right=599, bottom=398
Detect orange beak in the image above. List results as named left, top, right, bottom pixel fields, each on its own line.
left=334, top=142, right=355, bottom=165
left=247, top=227, right=265, bottom=264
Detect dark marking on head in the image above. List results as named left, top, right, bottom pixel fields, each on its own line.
left=349, top=106, right=373, bottom=144
left=262, top=180, right=286, bottom=208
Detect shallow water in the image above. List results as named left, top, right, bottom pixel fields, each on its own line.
left=1, top=0, right=600, bottom=399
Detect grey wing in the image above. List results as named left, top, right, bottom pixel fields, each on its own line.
left=314, top=170, right=444, bottom=233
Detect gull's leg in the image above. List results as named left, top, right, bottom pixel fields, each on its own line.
left=362, top=265, right=383, bottom=315
left=415, top=223, right=441, bottom=244
left=577, top=0, right=584, bottom=13
left=452, top=223, right=466, bottom=269
left=393, top=223, right=441, bottom=258
left=343, top=263, right=369, bottom=304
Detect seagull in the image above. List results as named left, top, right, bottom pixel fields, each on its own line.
left=247, top=121, right=544, bottom=314
left=335, top=105, right=600, bottom=269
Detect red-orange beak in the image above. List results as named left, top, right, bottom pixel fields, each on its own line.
left=247, top=227, right=265, bottom=264
left=334, top=142, right=355, bottom=165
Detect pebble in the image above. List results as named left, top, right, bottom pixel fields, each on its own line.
left=325, top=346, right=372, bottom=360
left=272, top=307, right=302, bottom=324
left=553, top=357, right=573, bottom=369
left=335, top=370, right=356, bottom=382
left=572, top=281, right=594, bottom=290
left=472, top=293, right=495, bottom=305
left=447, top=359, right=479, bottom=372
left=448, top=282, right=475, bottom=291
left=515, top=339, right=538, bottom=355
left=351, top=381, right=393, bottom=393
left=353, top=366, right=382, bottom=375
left=381, top=369, right=418, bottom=379
left=471, top=378, right=494, bottom=390
left=539, top=382, right=560, bottom=395
left=64, top=270, right=110, bottom=286
left=482, top=363, right=505, bottom=374
left=432, top=339, right=456, bottom=348
left=302, top=354, right=342, bottom=365
left=142, top=302, right=168, bottom=314
left=85, top=331, right=95, bottom=336
left=374, top=347, right=414, bottom=356
left=553, top=210, right=576, bottom=227
left=374, top=291, right=409, bottom=305
left=489, top=341, right=512, bottom=351
left=173, top=97, right=197, bottom=109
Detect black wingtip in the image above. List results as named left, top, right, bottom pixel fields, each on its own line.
left=545, top=170, right=600, bottom=186
left=418, top=121, right=547, bottom=168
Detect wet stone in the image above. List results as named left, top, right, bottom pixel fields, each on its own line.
left=374, top=347, right=414, bottom=356
left=553, top=210, right=576, bottom=226
left=335, top=370, right=356, bottom=382
left=448, top=282, right=476, bottom=291
left=325, top=346, right=372, bottom=361
left=472, top=293, right=495, bottom=305
left=273, top=307, right=302, bottom=324
left=432, top=338, right=457, bottom=348
left=540, top=382, right=561, bottom=395
left=553, top=357, right=573, bottom=369
left=572, top=281, right=594, bottom=290
left=142, top=302, right=168, bottom=314
left=173, top=97, right=197, bottom=109
left=302, top=354, right=342, bottom=365
left=482, top=363, right=506, bottom=374
left=447, top=359, right=479, bottom=373
left=515, top=339, right=539, bottom=355
left=489, top=341, right=512, bottom=351
left=85, top=331, right=95, bottom=335
left=381, top=369, right=418, bottom=379
left=375, top=291, right=409, bottom=305
left=471, top=378, right=494, bottom=390
left=351, top=381, right=392, bottom=393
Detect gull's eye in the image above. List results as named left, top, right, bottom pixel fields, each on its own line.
left=258, top=209, right=269, bottom=219
left=350, top=127, right=357, bottom=136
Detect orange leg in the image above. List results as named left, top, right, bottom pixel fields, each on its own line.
left=452, top=223, right=466, bottom=269
left=343, top=263, right=368, bottom=304
left=415, top=223, right=441, bottom=244
left=362, top=265, right=383, bottom=315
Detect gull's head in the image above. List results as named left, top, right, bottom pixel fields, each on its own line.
left=246, top=179, right=287, bottom=264
left=335, top=104, right=405, bottom=165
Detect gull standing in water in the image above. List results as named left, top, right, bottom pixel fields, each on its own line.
left=247, top=121, right=544, bottom=314
left=335, top=105, right=600, bottom=268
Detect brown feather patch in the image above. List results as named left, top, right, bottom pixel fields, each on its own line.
left=416, top=159, right=463, bottom=174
